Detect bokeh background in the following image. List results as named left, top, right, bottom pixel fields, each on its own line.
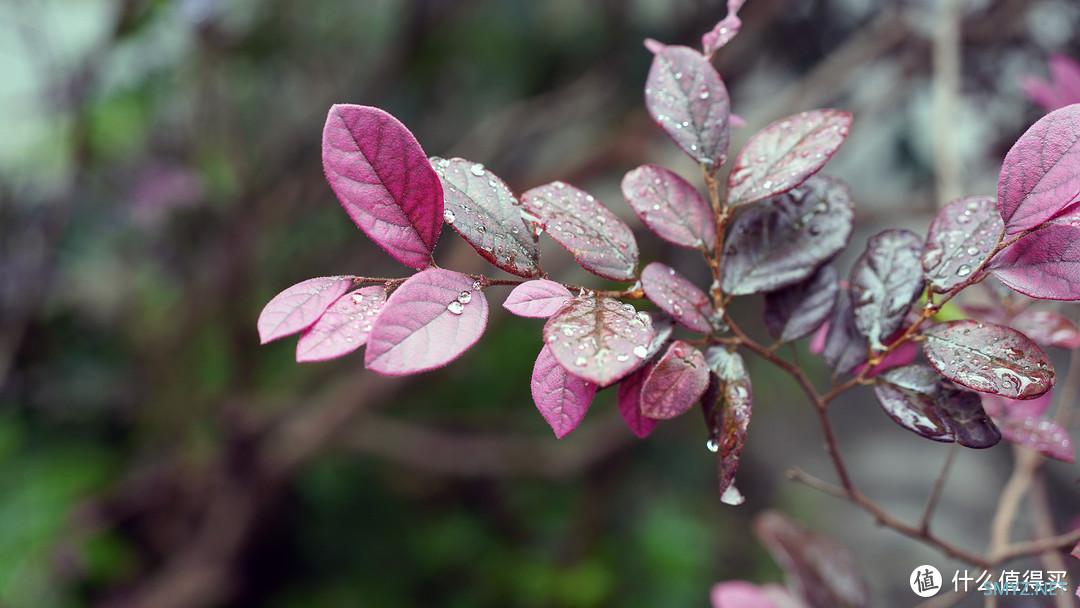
left=3, top=0, right=1080, bottom=606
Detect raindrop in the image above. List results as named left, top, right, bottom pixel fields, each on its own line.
left=574, top=356, right=588, bottom=367
left=457, top=291, right=472, bottom=304
left=470, top=163, right=486, bottom=177
left=705, top=438, right=719, bottom=453
left=443, top=209, right=456, bottom=224
left=633, top=346, right=649, bottom=359
left=447, top=301, right=464, bottom=315
left=956, top=265, right=971, bottom=277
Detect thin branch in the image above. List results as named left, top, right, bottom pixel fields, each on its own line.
left=919, top=442, right=958, bottom=534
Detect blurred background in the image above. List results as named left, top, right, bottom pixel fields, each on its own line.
left=2, top=0, right=1080, bottom=606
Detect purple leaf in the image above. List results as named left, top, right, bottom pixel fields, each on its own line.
left=701, top=0, right=746, bottom=56
left=710, top=581, right=775, bottom=608
left=530, top=345, right=597, bottom=439
left=822, top=293, right=867, bottom=375
left=997, top=104, right=1080, bottom=234
left=850, top=229, right=925, bottom=351
left=854, top=340, right=919, bottom=378
left=922, top=320, right=1055, bottom=400
left=543, top=295, right=656, bottom=386
left=722, top=175, right=854, bottom=295
left=641, top=262, right=716, bottom=333
left=296, top=286, right=386, bottom=362
left=1009, top=309, right=1080, bottom=348
left=322, top=105, right=442, bottom=269
left=621, top=164, right=716, bottom=250
left=982, top=394, right=1074, bottom=462
left=616, top=364, right=658, bottom=439
left=983, top=391, right=1054, bottom=420
left=705, top=346, right=753, bottom=505
left=521, top=182, right=639, bottom=281
left=990, top=223, right=1080, bottom=300
left=641, top=341, right=709, bottom=420
left=764, top=265, right=838, bottom=343
left=429, top=157, right=540, bottom=277
left=257, top=275, right=355, bottom=344
left=503, top=280, right=572, bottom=319
left=922, top=196, right=1004, bottom=292
left=364, top=269, right=488, bottom=375
left=726, top=110, right=852, bottom=207
left=874, top=364, right=1001, bottom=448
left=644, top=45, right=731, bottom=167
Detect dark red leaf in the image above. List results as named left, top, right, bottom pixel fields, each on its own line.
left=922, top=196, right=1004, bottom=292
left=922, top=320, right=1055, bottom=400
left=531, top=345, right=597, bottom=439
left=616, top=363, right=658, bottom=439
left=705, top=346, right=753, bottom=505
left=641, top=262, right=716, bottom=333
left=764, top=265, right=838, bottom=343
left=621, top=164, right=715, bottom=250
left=644, top=46, right=731, bottom=168
left=849, top=229, right=925, bottom=351
left=990, top=223, right=1080, bottom=300
left=542, top=295, right=656, bottom=386
left=641, top=341, right=709, bottom=420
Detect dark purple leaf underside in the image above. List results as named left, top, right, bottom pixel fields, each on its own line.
left=982, top=395, right=1073, bottom=462
left=922, top=196, right=1004, bottom=292
left=850, top=229, right=925, bottom=351
left=990, top=223, right=1080, bottom=300
left=641, top=262, right=715, bottom=333
left=705, top=346, right=752, bottom=505
left=764, top=264, right=838, bottom=343
left=257, top=275, right=355, bottom=344
left=502, top=279, right=572, bottom=319
left=616, top=363, right=658, bottom=439
left=875, top=364, right=1001, bottom=448
left=621, top=164, right=716, bottom=250
left=644, top=45, right=731, bottom=168
left=640, top=341, right=709, bottom=420
left=823, top=292, right=867, bottom=375
left=531, top=345, right=597, bottom=439
left=726, top=109, right=852, bottom=207
left=364, top=269, right=488, bottom=375
left=430, top=157, right=540, bottom=277
left=296, top=286, right=386, bottom=362
left=322, top=105, right=442, bottom=269
left=722, top=175, right=854, bottom=295
left=521, top=182, right=639, bottom=281
left=542, top=296, right=656, bottom=386
left=922, top=320, right=1055, bottom=400
left=998, top=103, right=1080, bottom=234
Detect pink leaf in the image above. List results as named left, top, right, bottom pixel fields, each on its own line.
left=364, top=269, right=488, bottom=375
left=982, top=391, right=1053, bottom=421
left=257, top=276, right=355, bottom=344
left=854, top=340, right=918, bottom=378
left=710, top=581, right=776, bottom=608
left=982, top=394, right=1074, bottom=462
left=530, top=345, right=597, bottom=439
left=729, top=113, right=747, bottom=129
left=503, top=280, right=572, bottom=318
left=296, top=286, right=386, bottom=362
left=322, top=104, right=442, bottom=269
left=922, top=196, right=1004, bottom=292
left=616, top=364, right=659, bottom=439
left=645, top=45, right=731, bottom=168
left=990, top=223, right=1080, bottom=300
left=922, top=320, right=1055, bottom=400
left=521, top=182, right=639, bottom=281
left=701, top=15, right=742, bottom=56
left=621, top=164, right=715, bottom=250
left=1009, top=309, right=1080, bottom=348
left=1022, top=55, right=1080, bottom=113
left=543, top=296, right=656, bottom=386
left=641, top=341, right=709, bottom=420
left=726, top=109, right=852, bottom=207
left=997, top=103, right=1080, bottom=234
left=429, top=157, right=540, bottom=277
left=641, top=262, right=715, bottom=333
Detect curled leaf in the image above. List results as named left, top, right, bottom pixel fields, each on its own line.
left=531, top=345, right=597, bottom=439
left=874, top=364, right=1001, bottom=448
left=849, top=229, right=925, bottom=351
left=364, top=269, right=488, bottom=375
left=543, top=296, right=656, bottom=386
left=644, top=45, right=731, bottom=167
left=764, top=265, right=839, bottom=343
left=503, top=280, right=572, bottom=319
left=922, top=196, right=1004, bottom=292
left=258, top=275, right=355, bottom=344
left=616, top=364, right=658, bottom=439
left=922, top=320, right=1055, bottom=400
left=322, top=105, right=442, bottom=269
left=296, top=286, right=386, bottom=362
left=621, top=164, right=716, bottom=250
left=705, top=347, right=753, bottom=505
left=990, top=223, right=1080, bottom=300
left=641, top=341, right=709, bottom=420
left=641, top=262, right=715, bottom=333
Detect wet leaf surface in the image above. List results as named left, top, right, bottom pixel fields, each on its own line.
left=641, top=341, right=709, bottom=420
left=982, top=394, right=1073, bottom=462
left=641, top=262, right=715, bottom=333
left=705, top=347, right=752, bottom=505
left=521, top=182, right=639, bottom=281
left=502, top=279, right=572, bottom=318
left=644, top=45, right=731, bottom=167
left=616, top=363, right=658, bottom=439
left=530, top=345, right=597, bottom=439
left=875, top=364, right=1001, bottom=448
left=296, top=286, right=386, bottom=362
left=922, top=196, right=1004, bottom=292
left=922, top=320, right=1055, bottom=400
left=258, top=275, right=355, bottom=344
left=998, top=103, right=1080, bottom=234
left=722, top=175, right=854, bottom=295
left=542, top=295, right=656, bottom=386
left=990, top=223, right=1080, bottom=300
left=822, top=293, right=867, bottom=375
left=621, top=164, right=715, bottom=250
left=850, top=229, right=924, bottom=351
left=764, top=264, right=838, bottom=343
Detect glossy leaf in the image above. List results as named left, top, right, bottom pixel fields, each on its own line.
left=709, top=581, right=775, bottom=608
left=997, top=103, right=1080, bottom=234
left=296, top=286, right=386, bottom=362
left=364, top=269, right=488, bottom=375
left=922, top=320, right=1055, bottom=399
left=641, top=262, right=715, bottom=333
left=430, top=157, right=540, bottom=277
left=726, top=110, right=852, bottom=207
left=922, top=196, right=1004, bottom=292
left=764, top=265, right=838, bottom=343
left=850, top=229, right=924, bottom=351
left=543, top=296, right=656, bottom=386
left=701, top=0, right=746, bottom=56
left=621, top=164, right=715, bottom=250
left=531, top=345, right=597, bottom=439
left=521, top=182, right=639, bottom=281
left=722, top=175, right=854, bottom=295
left=644, top=45, right=731, bottom=167
left=982, top=394, right=1074, bottom=462
left=322, top=105, right=442, bottom=269
left=705, top=347, right=753, bottom=505
left=641, top=341, right=709, bottom=420
left=822, top=293, right=867, bottom=375
left=1009, top=309, right=1080, bottom=348
left=258, top=275, right=355, bottom=344
left=990, top=223, right=1080, bottom=300
left=875, top=364, right=1001, bottom=448
left=502, top=280, right=572, bottom=319
left=616, top=364, right=658, bottom=439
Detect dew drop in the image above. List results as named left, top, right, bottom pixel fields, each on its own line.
left=457, top=290, right=472, bottom=304
left=633, top=345, right=649, bottom=359
left=705, top=438, right=719, bottom=453
left=956, top=265, right=971, bottom=277
left=574, top=356, right=588, bottom=367
left=470, top=163, right=486, bottom=177
left=447, top=301, right=464, bottom=315
left=443, top=209, right=456, bottom=224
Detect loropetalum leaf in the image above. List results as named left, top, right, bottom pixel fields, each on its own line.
left=997, top=103, right=1080, bottom=234
left=989, top=223, right=1080, bottom=300
left=530, top=345, right=597, bottom=439
left=1009, top=309, right=1080, bottom=348
left=922, top=320, right=1055, bottom=400
left=257, top=276, right=355, bottom=344
left=726, top=110, right=852, bottom=207
left=700, top=0, right=746, bottom=56
left=922, top=196, right=1004, bottom=292
left=982, top=394, right=1074, bottom=462
left=709, top=581, right=775, bottom=608
left=621, top=164, right=716, bottom=250
left=764, top=265, right=838, bottom=343
left=874, top=364, right=1001, bottom=448
left=641, top=262, right=715, bottom=333
left=543, top=296, right=656, bottom=386
left=616, top=364, right=658, bottom=439
left=753, top=511, right=870, bottom=608
left=521, top=182, right=639, bottom=281
left=640, top=341, right=709, bottom=420
left=364, top=269, right=488, bottom=375
left=502, top=279, right=572, bottom=319
left=429, top=157, right=540, bottom=277
left=849, top=229, right=925, bottom=351
left=705, top=346, right=753, bottom=506
left=644, top=45, right=731, bottom=167
left=722, top=175, right=854, bottom=295
left=296, top=286, right=386, bottom=362
left=854, top=340, right=918, bottom=378
left=322, top=105, right=442, bottom=269
left=822, top=293, right=867, bottom=375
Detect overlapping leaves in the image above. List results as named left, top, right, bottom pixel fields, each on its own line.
left=640, top=341, right=709, bottom=420
left=641, top=262, right=715, bottom=333
left=542, top=296, right=655, bottom=386
left=922, top=321, right=1054, bottom=400
left=874, top=365, right=1001, bottom=448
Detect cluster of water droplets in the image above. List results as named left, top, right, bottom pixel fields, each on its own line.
left=728, top=113, right=847, bottom=200
left=923, top=198, right=1001, bottom=289
left=524, top=182, right=635, bottom=276
left=446, top=288, right=474, bottom=315
left=545, top=296, right=655, bottom=372
left=929, top=322, right=1053, bottom=398
left=645, top=51, right=725, bottom=165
